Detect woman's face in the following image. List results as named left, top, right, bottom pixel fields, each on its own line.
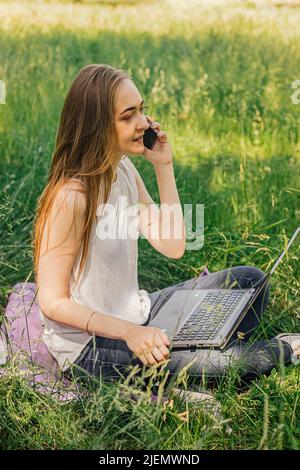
left=114, top=79, right=150, bottom=157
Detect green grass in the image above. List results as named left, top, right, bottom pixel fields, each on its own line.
left=0, top=0, right=299, bottom=450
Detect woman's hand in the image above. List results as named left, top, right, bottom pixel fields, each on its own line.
left=142, top=115, right=173, bottom=168
left=123, top=324, right=171, bottom=366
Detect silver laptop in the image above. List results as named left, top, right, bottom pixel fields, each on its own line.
left=149, top=227, right=300, bottom=351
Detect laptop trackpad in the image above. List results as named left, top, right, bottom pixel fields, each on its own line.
left=148, top=289, right=207, bottom=339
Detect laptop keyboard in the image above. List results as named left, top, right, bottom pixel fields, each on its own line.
left=173, top=290, right=247, bottom=342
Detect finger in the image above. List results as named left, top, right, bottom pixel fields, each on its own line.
left=158, top=343, right=170, bottom=358
left=151, top=330, right=169, bottom=353
left=142, top=343, right=161, bottom=364
left=157, top=131, right=168, bottom=141
left=158, top=329, right=171, bottom=346
left=151, top=345, right=165, bottom=362
left=146, top=115, right=154, bottom=124
left=137, top=353, right=148, bottom=366
left=144, top=350, right=158, bottom=365
left=150, top=121, right=161, bottom=131
left=143, top=335, right=170, bottom=361
left=137, top=344, right=154, bottom=364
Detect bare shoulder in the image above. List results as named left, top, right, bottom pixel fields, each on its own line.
left=63, top=178, right=85, bottom=193
left=55, top=179, right=87, bottom=215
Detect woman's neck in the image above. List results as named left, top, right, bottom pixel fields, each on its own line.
left=112, top=153, right=126, bottom=182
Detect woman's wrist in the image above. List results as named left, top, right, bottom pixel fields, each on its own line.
left=85, top=310, right=98, bottom=335
left=86, top=309, right=137, bottom=341
left=153, top=161, right=173, bottom=171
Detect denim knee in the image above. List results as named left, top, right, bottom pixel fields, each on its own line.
left=244, top=265, right=270, bottom=299
left=232, top=266, right=270, bottom=321
left=232, top=265, right=269, bottom=288
left=245, top=265, right=266, bottom=282
left=232, top=265, right=265, bottom=281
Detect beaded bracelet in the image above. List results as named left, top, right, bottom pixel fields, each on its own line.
left=85, top=310, right=98, bottom=336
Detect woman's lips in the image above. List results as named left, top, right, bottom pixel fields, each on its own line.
left=133, top=136, right=143, bottom=142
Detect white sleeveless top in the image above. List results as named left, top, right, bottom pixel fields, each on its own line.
left=40, top=155, right=152, bottom=372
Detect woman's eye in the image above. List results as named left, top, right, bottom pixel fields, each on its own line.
left=124, top=106, right=148, bottom=120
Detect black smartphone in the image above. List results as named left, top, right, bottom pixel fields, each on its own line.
left=143, top=127, right=158, bottom=149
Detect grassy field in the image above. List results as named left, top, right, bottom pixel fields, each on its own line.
left=0, top=0, right=299, bottom=450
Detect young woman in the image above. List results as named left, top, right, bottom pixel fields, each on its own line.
left=33, top=64, right=300, bottom=394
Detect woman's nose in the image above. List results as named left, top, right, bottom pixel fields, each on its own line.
left=139, top=116, right=150, bottom=130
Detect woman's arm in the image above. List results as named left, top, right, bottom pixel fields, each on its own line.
left=125, top=157, right=186, bottom=259
left=37, top=180, right=134, bottom=339
left=45, top=296, right=134, bottom=340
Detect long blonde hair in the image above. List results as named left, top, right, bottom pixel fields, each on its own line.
left=32, top=64, right=131, bottom=287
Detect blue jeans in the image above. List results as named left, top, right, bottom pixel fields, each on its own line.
left=63, top=266, right=293, bottom=392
